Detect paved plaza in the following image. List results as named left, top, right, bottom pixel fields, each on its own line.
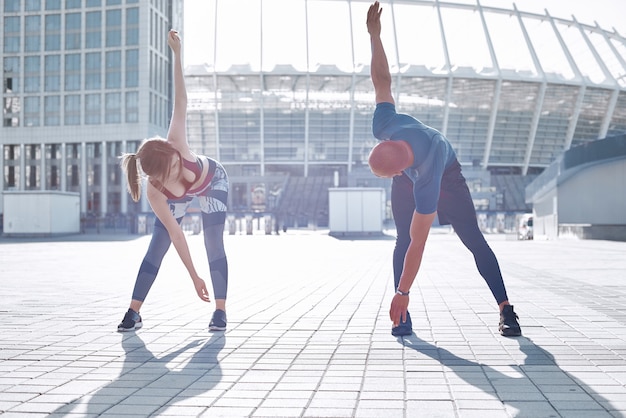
left=1, top=228, right=625, bottom=418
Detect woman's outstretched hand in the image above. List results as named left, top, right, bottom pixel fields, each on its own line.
left=192, top=277, right=211, bottom=302
left=168, top=29, right=182, bottom=54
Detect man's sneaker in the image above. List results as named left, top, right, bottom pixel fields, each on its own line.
left=209, top=309, right=227, bottom=331
left=499, top=305, right=522, bottom=337
left=392, top=311, right=412, bottom=337
left=117, top=308, right=142, bottom=332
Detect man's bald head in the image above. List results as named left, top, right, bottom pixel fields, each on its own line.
left=368, top=140, right=412, bottom=178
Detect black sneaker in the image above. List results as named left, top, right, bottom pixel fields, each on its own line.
left=117, top=308, right=142, bottom=332
left=499, top=305, right=522, bottom=337
left=209, top=309, right=227, bottom=331
left=392, top=311, right=412, bottom=337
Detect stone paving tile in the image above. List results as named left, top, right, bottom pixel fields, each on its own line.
left=354, top=408, right=405, bottom=418
left=1, top=230, right=626, bottom=417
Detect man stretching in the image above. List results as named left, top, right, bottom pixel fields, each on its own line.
left=366, top=1, right=521, bottom=337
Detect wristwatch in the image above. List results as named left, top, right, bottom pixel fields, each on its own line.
left=396, top=289, right=410, bottom=296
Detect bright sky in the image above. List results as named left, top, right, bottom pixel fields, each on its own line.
left=485, top=0, right=626, bottom=30
left=182, top=0, right=626, bottom=68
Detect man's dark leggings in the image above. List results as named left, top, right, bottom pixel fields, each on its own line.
left=391, top=160, right=509, bottom=305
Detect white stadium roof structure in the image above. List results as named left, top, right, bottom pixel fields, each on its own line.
left=184, top=0, right=626, bottom=177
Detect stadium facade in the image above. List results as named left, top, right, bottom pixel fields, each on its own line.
left=2, top=0, right=626, bottom=232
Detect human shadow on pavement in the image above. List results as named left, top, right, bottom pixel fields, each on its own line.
left=51, top=332, right=225, bottom=417
left=399, top=334, right=615, bottom=417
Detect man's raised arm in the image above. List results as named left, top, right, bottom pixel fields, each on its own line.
left=367, top=1, right=394, bottom=105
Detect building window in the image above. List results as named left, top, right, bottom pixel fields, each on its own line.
left=45, top=14, right=61, bottom=51
left=126, top=49, right=138, bottom=87
left=25, top=0, right=41, bottom=11
left=87, top=0, right=101, bottom=7
left=3, top=119, right=18, bottom=128
left=105, top=92, right=121, bottom=123
left=4, top=35, right=20, bottom=53
left=4, top=75, right=15, bottom=92
left=24, top=96, right=40, bottom=127
left=105, top=51, right=122, bottom=89
left=64, top=94, right=80, bottom=125
left=44, top=55, right=61, bottom=92
left=46, top=144, right=61, bottom=189
left=3, top=36, right=21, bottom=54
left=85, top=52, right=101, bottom=90
left=4, top=145, right=21, bottom=190
left=23, top=76, right=40, bottom=93
left=25, top=144, right=41, bottom=190
left=86, top=12, right=102, bottom=49
left=3, top=96, right=20, bottom=127
left=66, top=0, right=81, bottom=8
left=66, top=143, right=80, bottom=189
left=3, top=56, right=20, bottom=73
left=126, top=7, right=139, bottom=46
left=45, top=0, right=61, bottom=10
left=88, top=143, right=100, bottom=191
left=4, top=17, right=20, bottom=32
left=85, top=93, right=101, bottom=124
left=4, top=0, right=21, bottom=12
left=3, top=56, right=20, bottom=93
left=106, top=9, right=122, bottom=47
left=24, top=56, right=39, bottom=72
left=25, top=15, right=41, bottom=52
left=64, top=53, right=81, bottom=91
left=149, top=52, right=154, bottom=89
left=24, top=56, right=40, bottom=93
left=3, top=17, right=21, bottom=54
left=125, top=91, right=138, bottom=123
left=44, top=95, right=60, bottom=126
left=65, top=13, right=81, bottom=50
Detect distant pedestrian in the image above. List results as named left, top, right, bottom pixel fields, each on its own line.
left=118, top=30, right=229, bottom=332
left=274, top=211, right=281, bottom=235
left=366, top=2, right=521, bottom=337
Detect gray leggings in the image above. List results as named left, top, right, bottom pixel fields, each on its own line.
left=131, top=162, right=229, bottom=302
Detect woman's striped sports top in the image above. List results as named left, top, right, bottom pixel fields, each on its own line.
left=153, top=156, right=216, bottom=200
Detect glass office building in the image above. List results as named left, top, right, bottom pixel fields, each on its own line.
left=1, top=0, right=181, bottom=220
left=2, top=0, right=626, bottom=224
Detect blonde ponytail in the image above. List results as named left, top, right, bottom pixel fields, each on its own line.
left=120, top=153, right=142, bottom=202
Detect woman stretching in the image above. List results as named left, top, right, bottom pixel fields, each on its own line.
left=118, top=30, right=229, bottom=332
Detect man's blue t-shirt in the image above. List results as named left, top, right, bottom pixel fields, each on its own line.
left=372, top=102, right=457, bottom=214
